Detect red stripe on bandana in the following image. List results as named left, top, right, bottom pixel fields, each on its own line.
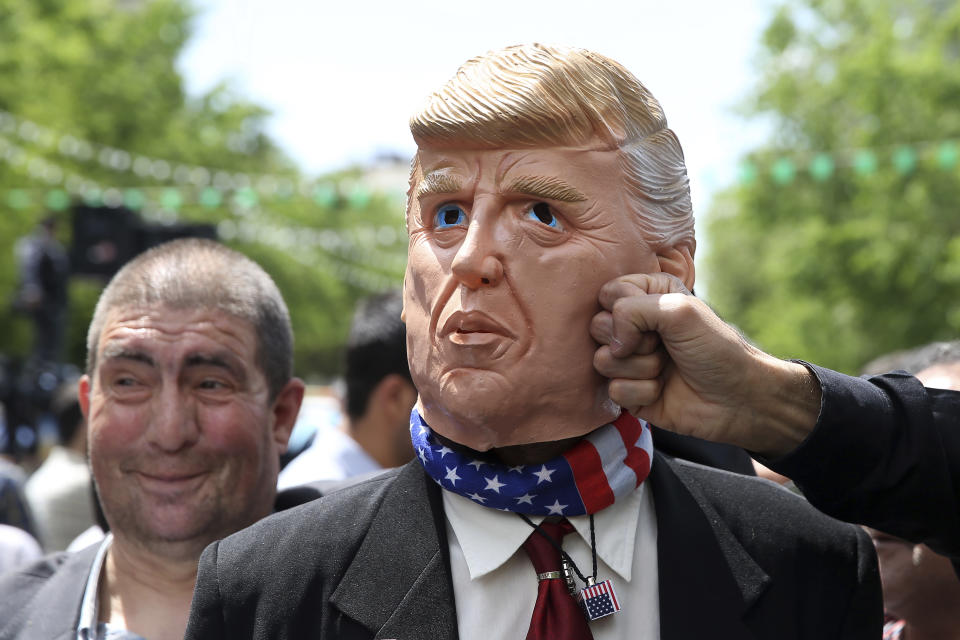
left=614, top=412, right=652, bottom=488
left=564, top=438, right=615, bottom=513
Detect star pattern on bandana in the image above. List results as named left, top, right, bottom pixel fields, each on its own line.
left=546, top=499, right=568, bottom=515
left=445, top=466, right=462, bottom=486
left=533, top=465, right=555, bottom=484
left=410, top=410, right=654, bottom=516
left=484, top=475, right=505, bottom=493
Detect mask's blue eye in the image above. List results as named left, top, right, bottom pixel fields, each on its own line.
left=434, top=204, right=467, bottom=229
left=526, top=202, right=560, bottom=228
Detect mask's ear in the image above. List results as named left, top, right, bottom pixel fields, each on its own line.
left=655, top=243, right=696, bottom=291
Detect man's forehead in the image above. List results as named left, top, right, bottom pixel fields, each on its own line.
left=97, top=305, right=255, bottom=358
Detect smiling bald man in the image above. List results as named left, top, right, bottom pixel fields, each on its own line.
left=0, top=239, right=312, bottom=640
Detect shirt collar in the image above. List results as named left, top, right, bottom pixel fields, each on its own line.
left=77, top=532, right=113, bottom=640
left=443, top=481, right=647, bottom=582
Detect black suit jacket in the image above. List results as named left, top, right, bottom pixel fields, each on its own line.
left=770, top=364, right=960, bottom=560
left=0, top=486, right=323, bottom=640
left=186, top=454, right=881, bottom=640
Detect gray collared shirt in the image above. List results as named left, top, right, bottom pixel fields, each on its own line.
left=76, top=533, right=146, bottom=640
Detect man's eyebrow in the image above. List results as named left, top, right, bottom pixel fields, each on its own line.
left=415, top=171, right=464, bottom=199
left=100, top=346, right=154, bottom=367
left=503, top=175, right=588, bottom=203
left=184, top=353, right=244, bottom=378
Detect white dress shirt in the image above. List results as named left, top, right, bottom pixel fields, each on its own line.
left=444, top=481, right=659, bottom=640
left=76, top=533, right=146, bottom=640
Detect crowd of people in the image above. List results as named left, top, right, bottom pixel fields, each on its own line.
left=0, top=43, right=957, bottom=640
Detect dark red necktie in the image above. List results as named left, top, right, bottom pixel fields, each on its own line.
left=521, top=520, right=594, bottom=640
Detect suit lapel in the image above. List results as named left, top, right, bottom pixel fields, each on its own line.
left=330, top=462, right=459, bottom=640
left=1, top=545, right=99, bottom=640
left=652, top=454, right=770, bottom=640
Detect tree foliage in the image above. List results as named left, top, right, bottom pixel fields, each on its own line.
left=0, top=0, right=406, bottom=380
left=703, top=0, right=960, bottom=373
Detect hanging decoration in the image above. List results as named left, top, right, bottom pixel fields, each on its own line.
left=737, top=139, right=960, bottom=186
left=0, top=109, right=408, bottom=206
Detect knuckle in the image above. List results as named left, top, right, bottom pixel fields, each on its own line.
left=593, top=347, right=610, bottom=371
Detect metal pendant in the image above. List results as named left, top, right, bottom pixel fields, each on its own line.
left=576, top=578, right=622, bottom=622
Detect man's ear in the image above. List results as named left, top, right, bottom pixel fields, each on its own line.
left=78, top=375, right=92, bottom=421
left=270, top=378, right=305, bottom=454
left=656, top=243, right=696, bottom=291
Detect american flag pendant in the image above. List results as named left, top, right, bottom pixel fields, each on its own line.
left=577, top=578, right=621, bottom=622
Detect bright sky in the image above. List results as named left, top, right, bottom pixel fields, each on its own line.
left=178, top=0, right=777, bottom=275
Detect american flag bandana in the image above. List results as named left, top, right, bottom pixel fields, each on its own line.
left=410, top=409, right=654, bottom=516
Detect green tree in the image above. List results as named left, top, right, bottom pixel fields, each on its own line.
left=703, top=0, right=960, bottom=373
left=0, top=0, right=406, bottom=380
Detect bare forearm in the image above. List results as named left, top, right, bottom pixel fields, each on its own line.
left=741, top=355, right=822, bottom=458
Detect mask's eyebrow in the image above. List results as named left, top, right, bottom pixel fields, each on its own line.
left=503, top=175, right=588, bottom=203
left=415, top=170, right=464, bottom=200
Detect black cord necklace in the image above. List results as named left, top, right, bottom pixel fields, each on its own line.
left=517, top=512, right=599, bottom=589
left=516, top=512, right=625, bottom=622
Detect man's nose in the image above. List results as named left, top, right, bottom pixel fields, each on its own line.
left=450, top=207, right=504, bottom=289
left=145, top=387, right=200, bottom=453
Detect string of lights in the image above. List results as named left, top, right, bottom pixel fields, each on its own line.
left=220, top=219, right=404, bottom=293
left=738, top=139, right=960, bottom=185
left=0, top=108, right=296, bottom=191
left=0, top=110, right=408, bottom=206
left=0, top=142, right=407, bottom=293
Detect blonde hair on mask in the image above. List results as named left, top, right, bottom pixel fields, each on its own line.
left=408, top=43, right=694, bottom=251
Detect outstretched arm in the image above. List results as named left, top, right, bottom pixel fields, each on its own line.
left=591, top=273, right=820, bottom=458
left=592, top=273, right=960, bottom=558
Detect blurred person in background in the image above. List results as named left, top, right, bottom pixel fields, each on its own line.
left=24, top=379, right=95, bottom=551
left=0, top=452, right=37, bottom=540
left=66, top=483, right=110, bottom=553
left=859, top=342, right=960, bottom=639
left=0, top=523, right=41, bottom=576
left=0, top=239, right=310, bottom=640
left=13, top=215, right=70, bottom=366
left=278, top=290, right=416, bottom=489
left=870, top=522, right=960, bottom=640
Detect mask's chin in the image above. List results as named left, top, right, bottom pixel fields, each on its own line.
left=417, top=392, right=620, bottom=459
left=429, top=427, right=587, bottom=467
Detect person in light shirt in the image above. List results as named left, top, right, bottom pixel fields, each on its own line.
left=278, top=290, right=415, bottom=490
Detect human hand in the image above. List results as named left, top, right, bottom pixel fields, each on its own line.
left=591, top=273, right=820, bottom=458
